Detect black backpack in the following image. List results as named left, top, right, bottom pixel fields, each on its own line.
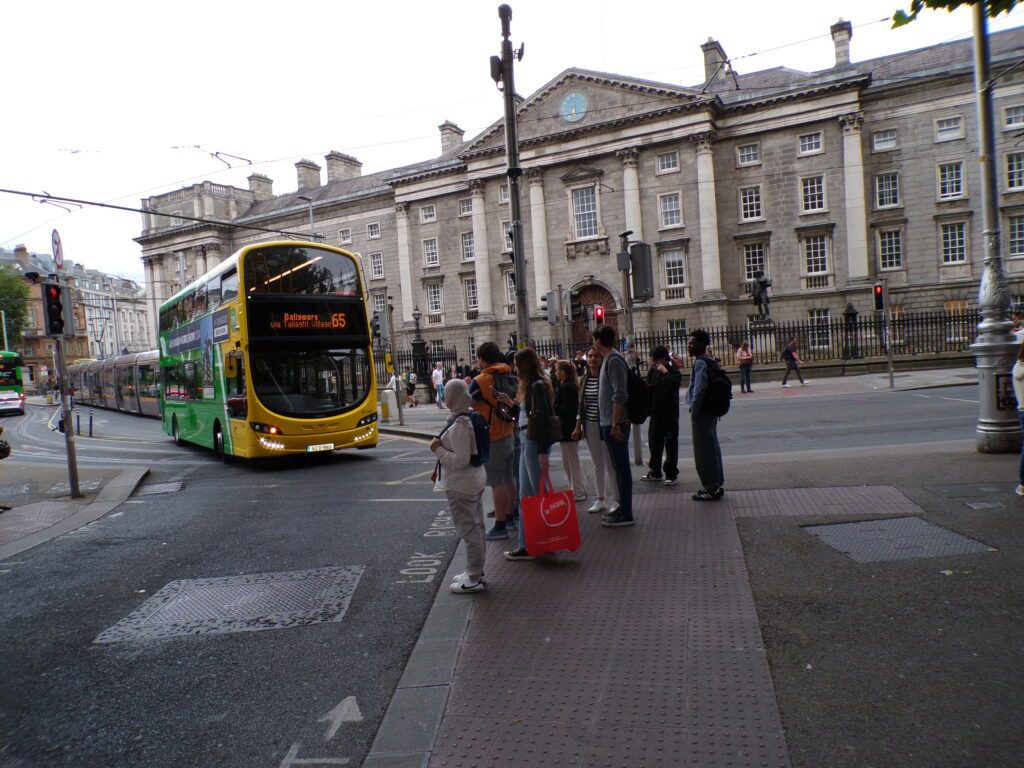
left=701, top=357, right=732, bottom=418
left=438, top=412, right=491, bottom=467
left=624, top=361, right=651, bottom=425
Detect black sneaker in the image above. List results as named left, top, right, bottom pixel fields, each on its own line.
left=504, top=547, right=536, bottom=561
left=601, top=514, right=635, bottom=527
left=712, top=487, right=725, bottom=500
left=641, top=472, right=663, bottom=482
left=692, top=489, right=716, bottom=501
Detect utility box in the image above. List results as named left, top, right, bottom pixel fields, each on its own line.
left=380, top=388, right=398, bottom=423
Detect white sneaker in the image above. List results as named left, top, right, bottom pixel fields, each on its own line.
left=608, top=501, right=620, bottom=514
left=587, top=500, right=607, bottom=514
left=450, top=571, right=467, bottom=584
left=782, top=383, right=791, bottom=388
left=1016, top=484, right=1024, bottom=496
left=801, top=381, right=810, bottom=386
left=450, top=574, right=485, bottom=593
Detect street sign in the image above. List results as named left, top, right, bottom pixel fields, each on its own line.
left=51, top=229, right=64, bottom=270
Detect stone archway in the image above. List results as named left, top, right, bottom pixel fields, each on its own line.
left=571, top=284, right=618, bottom=344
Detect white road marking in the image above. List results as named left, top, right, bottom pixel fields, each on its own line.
left=368, top=498, right=439, bottom=502
left=910, top=394, right=931, bottom=398
left=940, top=396, right=979, bottom=403
left=280, top=744, right=349, bottom=767
left=385, top=469, right=435, bottom=486
left=318, top=696, right=363, bottom=741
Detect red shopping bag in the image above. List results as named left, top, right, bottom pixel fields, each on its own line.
left=521, top=479, right=580, bottom=555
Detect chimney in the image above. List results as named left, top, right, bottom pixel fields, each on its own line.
left=438, top=120, right=465, bottom=154
left=295, top=159, right=322, bottom=190
left=831, top=19, right=852, bottom=67
left=701, top=38, right=729, bottom=86
left=248, top=173, right=274, bottom=201
left=325, top=151, right=363, bottom=183
left=13, top=244, right=30, bottom=267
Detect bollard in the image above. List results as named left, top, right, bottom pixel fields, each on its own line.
left=89, top=409, right=93, bottom=438
left=76, top=408, right=81, bottom=436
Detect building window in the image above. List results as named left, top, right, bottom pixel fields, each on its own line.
left=803, top=235, right=828, bottom=275
left=1007, top=152, right=1024, bottom=190
left=941, top=222, right=967, bottom=264
left=801, top=176, right=826, bottom=212
left=657, top=151, right=679, bottom=173
left=739, top=186, right=762, bottom=221
left=944, top=299, right=970, bottom=342
left=429, top=340, right=445, bottom=356
left=338, top=228, right=352, bottom=244
left=370, top=252, right=384, bottom=279
left=938, top=162, right=965, bottom=200
left=504, top=272, right=516, bottom=313
left=936, top=116, right=963, bottom=142
left=1005, top=105, right=1024, bottom=129
left=367, top=222, right=381, bottom=239
left=872, top=129, right=897, bottom=151
left=798, top=131, right=823, bottom=155
left=501, top=220, right=513, bottom=251
left=464, top=278, right=478, bottom=310
left=663, top=248, right=686, bottom=288
left=737, top=142, right=760, bottom=166
left=461, top=232, right=475, bottom=261
left=423, top=238, right=438, bottom=267
left=426, top=283, right=443, bottom=315
left=667, top=319, right=687, bottom=345
left=499, top=184, right=509, bottom=204
left=572, top=185, right=599, bottom=238
left=459, top=198, right=473, bottom=216
left=743, top=242, right=766, bottom=281
left=1009, top=215, right=1024, bottom=258
left=372, top=292, right=387, bottom=315
left=808, top=309, right=830, bottom=348
left=875, top=173, right=900, bottom=208
left=659, top=192, right=682, bottom=228
left=420, top=204, right=436, bottom=223
left=878, top=229, right=903, bottom=271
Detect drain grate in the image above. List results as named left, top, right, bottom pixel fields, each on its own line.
left=94, top=565, right=364, bottom=643
left=803, top=516, right=994, bottom=563
left=136, top=481, right=185, bottom=496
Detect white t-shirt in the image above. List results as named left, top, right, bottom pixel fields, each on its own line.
left=431, top=369, right=443, bottom=387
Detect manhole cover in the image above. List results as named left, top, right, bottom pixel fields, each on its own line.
left=803, top=517, right=994, bottom=563
left=95, top=566, right=364, bottom=643
left=136, top=481, right=185, bottom=496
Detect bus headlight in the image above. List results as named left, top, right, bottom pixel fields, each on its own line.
left=257, top=436, right=287, bottom=450
left=250, top=422, right=284, bottom=435
left=356, top=413, right=378, bottom=427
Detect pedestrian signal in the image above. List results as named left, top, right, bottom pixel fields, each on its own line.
left=594, top=304, right=605, bottom=325
left=42, top=283, right=65, bottom=336
left=569, top=291, right=582, bottom=322
left=873, top=283, right=885, bottom=312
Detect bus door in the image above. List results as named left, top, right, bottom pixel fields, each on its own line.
left=225, top=351, right=247, bottom=420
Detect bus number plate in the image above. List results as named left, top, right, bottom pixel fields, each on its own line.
left=306, top=443, right=335, bottom=453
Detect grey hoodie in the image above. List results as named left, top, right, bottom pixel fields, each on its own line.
left=431, top=379, right=486, bottom=495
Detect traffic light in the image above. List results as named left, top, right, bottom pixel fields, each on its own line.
left=873, top=282, right=885, bottom=312
left=569, top=291, right=582, bottom=322
left=41, top=283, right=64, bottom=336
left=630, top=242, right=654, bottom=301
left=541, top=291, right=557, bottom=325
left=371, top=312, right=381, bottom=339
left=593, top=304, right=605, bottom=326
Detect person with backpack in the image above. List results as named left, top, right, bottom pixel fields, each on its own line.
left=553, top=359, right=586, bottom=501
left=592, top=324, right=634, bottom=527
left=430, top=378, right=488, bottom=593
left=781, top=337, right=808, bottom=387
left=470, top=342, right=519, bottom=541
left=642, top=345, right=682, bottom=486
left=686, top=329, right=725, bottom=501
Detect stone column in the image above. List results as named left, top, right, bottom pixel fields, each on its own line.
left=840, top=112, right=869, bottom=283
left=143, top=256, right=159, bottom=347
left=527, top=169, right=551, bottom=301
left=692, top=132, right=723, bottom=297
left=617, top=148, right=643, bottom=241
left=194, top=245, right=208, bottom=277
left=395, top=203, right=415, bottom=323
left=205, top=243, right=222, bottom=271
left=470, top=180, right=494, bottom=318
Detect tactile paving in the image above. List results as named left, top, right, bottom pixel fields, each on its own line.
left=803, top=516, right=995, bottom=562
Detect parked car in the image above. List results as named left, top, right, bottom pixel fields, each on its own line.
left=0, top=390, right=26, bottom=416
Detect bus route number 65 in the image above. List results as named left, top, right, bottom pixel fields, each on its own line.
left=331, top=313, right=347, bottom=328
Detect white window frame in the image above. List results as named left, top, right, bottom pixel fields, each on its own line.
left=420, top=204, right=436, bottom=223
left=940, top=221, right=968, bottom=264
left=371, top=292, right=387, bottom=315
left=739, top=185, right=763, bottom=222
left=742, top=242, right=768, bottom=283
left=656, top=150, right=679, bottom=174
left=423, top=238, right=439, bottom=267
left=802, top=235, right=829, bottom=275
left=1008, top=214, right=1024, bottom=258
left=798, top=131, right=823, bottom=156
left=425, top=283, right=443, bottom=315
left=568, top=183, right=602, bottom=240
left=429, top=339, right=445, bottom=356
left=464, top=278, right=479, bottom=310
left=458, top=198, right=473, bottom=216
left=662, top=248, right=686, bottom=288
left=800, top=175, right=827, bottom=213
left=808, top=309, right=831, bottom=349
left=498, top=183, right=509, bottom=204
left=504, top=271, right=516, bottom=314
left=737, top=142, right=761, bottom=166
left=461, top=232, right=475, bottom=261
left=1007, top=152, right=1024, bottom=191
left=875, top=172, right=900, bottom=209
left=501, top=219, right=513, bottom=252
left=338, top=227, right=352, bottom=244
left=937, top=161, right=965, bottom=200
left=935, top=115, right=964, bottom=143
left=872, top=129, right=898, bottom=151
left=369, top=252, right=384, bottom=279
left=367, top=222, right=381, bottom=239
left=1005, top=105, right=1024, bottom=130
left=658, top=191, right=683, bottom=229
left=877, top=228, right=903, bottom=271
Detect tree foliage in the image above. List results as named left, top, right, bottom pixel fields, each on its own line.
left=0, top=266, right=30, bottom=347
left=894, top=0, right=1018, bottom=27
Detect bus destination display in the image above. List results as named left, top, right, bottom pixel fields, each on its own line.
left=248, top=301, right=367, bottom=338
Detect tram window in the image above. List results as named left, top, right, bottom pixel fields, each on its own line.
left=221, top=269, right=239, bottom=303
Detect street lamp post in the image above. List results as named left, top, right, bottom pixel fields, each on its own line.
left=296, top=195, right=316, bottom=239
left=411, top=306, right=427, bottom=391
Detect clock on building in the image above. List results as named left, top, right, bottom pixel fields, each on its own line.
left=559, top=91, right=589, bottom=123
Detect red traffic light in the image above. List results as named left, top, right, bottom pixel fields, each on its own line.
left=594, top=304, right=605, bottom=323
left=873, top=282, right=885, bottom=311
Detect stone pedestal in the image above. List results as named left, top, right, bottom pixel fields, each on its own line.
left=747, top=317, right=777, bottom=362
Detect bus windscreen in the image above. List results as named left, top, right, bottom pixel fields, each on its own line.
left=244, top=245, right=361, bottom=297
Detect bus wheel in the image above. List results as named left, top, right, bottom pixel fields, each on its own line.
left=171, top=416, right=183, bottom=446
left=214, top=424, right=234, bottom=464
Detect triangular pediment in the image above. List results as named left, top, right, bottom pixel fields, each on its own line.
left=560, top=165, right=603, bottom=184
left=461, top=68, right=707, bottom=158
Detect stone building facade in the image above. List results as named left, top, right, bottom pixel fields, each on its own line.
left=64, top=265, right=151, bottom=359
left=135, top=24, right=1024, bottom=355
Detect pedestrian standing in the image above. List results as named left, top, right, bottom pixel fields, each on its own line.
left=430, top=378, right=487, bottom=593
left=686, top=329, right=725, bottom=501
left=1013, top=343, right=1024, bottom=496
left=736, top=340, right=754, bottom=393
left=404, top=367, right=418, bottom=407
left=642, top=345, right=681, bottom=486
left=592, top=324, right=634, bottom=527
left=553, top=360, right=586, bottom=501
left=572, top=349, right=620, bottom=514
left=781, top=337, right=807, bottom=387
left=573, top=350, right=588, bottom=378
left=432, top=362, right=446, bottom=407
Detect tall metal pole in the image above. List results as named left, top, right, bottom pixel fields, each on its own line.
left=108, top=277, right=122, bottom=354
left=556, top=284, right=569, bottom=356
left=53, top=337, right=81, bottom=498
left=1, top=309, right=8, bottom=351
left=387, top=299, right=404, bottom=426
left=495, top=4, right=530, bottom=348
left=970, top=4, right=1019, bottom=453
left=617, top=231, right=643, bottom=465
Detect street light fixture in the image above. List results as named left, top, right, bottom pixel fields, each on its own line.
left=296, top=195, right=316, bottom=239
left=410, top=306, right=427, bottom=384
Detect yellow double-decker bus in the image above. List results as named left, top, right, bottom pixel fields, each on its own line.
left=159, top=241, right=378, bottom=460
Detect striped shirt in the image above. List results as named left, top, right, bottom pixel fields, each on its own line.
left=582, top=377, right=600, bottom=423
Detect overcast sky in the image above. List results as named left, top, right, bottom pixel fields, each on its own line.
left=3, top=0, right=1021, bottom=283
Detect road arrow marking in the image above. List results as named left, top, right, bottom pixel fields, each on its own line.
left=318, top=696, right=363, bottom=741
left=280, top=743, right=349, bottom=766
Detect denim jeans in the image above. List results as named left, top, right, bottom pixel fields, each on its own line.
left=691, top=415, right=724, bottom=492
left=517, top=436, right=542, bottom=550
left=739, top=365, right=752, bottom=392
left=435, top=383, right=445, bottom=406
left=1019, top=412, right=1024, bottom=486
left=599, top=425, right=633, bottom=518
